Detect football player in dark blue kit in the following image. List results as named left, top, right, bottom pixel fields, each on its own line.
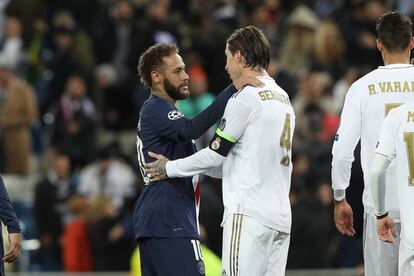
left=134, top=43, right=262, bottom=275
left=0, top=176, right=21, bottom=276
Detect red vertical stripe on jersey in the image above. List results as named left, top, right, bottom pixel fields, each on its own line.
left=194, top=181, right=201, bottom=206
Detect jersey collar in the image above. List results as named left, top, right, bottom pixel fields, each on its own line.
left=378, top=63, right=414, bottom=69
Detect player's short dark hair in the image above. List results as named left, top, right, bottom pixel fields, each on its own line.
left=226, top=26, right=270, bottom=70
left=137, top=43, right=179, bottom=88
left=376, top=11, right=412, bottom=52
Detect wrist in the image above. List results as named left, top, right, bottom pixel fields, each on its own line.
left=376, top=211, right=389, bottom=220
left=334, top=189, right=346, bottom=202
left=165, top=160, right=173, bottom=178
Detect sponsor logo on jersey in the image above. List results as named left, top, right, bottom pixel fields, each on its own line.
left=168, top=110, right=184, bottom=120
left=197, top=260, right=205, bottom=274
left=219, top=118, right=226, bottom=131
left=211, top=137, right=221, bottom=150
left=222, top=270, right=228, bottom=276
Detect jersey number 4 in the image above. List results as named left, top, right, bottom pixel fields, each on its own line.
left=279, top=113, right=292, bottom=167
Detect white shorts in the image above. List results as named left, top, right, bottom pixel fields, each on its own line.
left=399, top=241, right=414, bottom=276
left=221, top=214, right=290, bottom=276
left=363, top=212, right=401, bottom=276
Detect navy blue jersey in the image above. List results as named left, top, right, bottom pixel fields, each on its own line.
left=0, top=176, right=21, bottom=276
left=134, top=85, right=237, bottom=239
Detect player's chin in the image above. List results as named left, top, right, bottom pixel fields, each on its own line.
left=180, top=86, right=190, bottom=97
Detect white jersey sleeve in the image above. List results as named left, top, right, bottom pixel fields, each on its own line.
left=331, top=84, right=362, bottom=200
left=369, top=154, right=391, bottom=216
left=375, top=109, right=397, bottom=161
left=370, top=111, right=398, bottom=215
left=167, top=95, right=254, bottom=178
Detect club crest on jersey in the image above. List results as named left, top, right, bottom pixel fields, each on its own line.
left=211, top=137, right=221, bottom=150
left=219, top=118, right=226, bottom=131
left=168, top=110, right=184, bottom=120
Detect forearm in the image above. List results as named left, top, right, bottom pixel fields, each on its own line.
left=331, top=154, right=354, bottom=201
left=370, top=154, right=391, bottom=215
left=0, top=179, right=21, bottom=233
left=178, top=84, right=236, bottom=140
left=166, top=147, right=225, bottom=178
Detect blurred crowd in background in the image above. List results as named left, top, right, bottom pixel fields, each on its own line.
left=0, top=0, right=411, bottom=273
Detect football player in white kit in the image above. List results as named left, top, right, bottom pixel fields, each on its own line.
left=331, top=11, right=414, bottom=275
left=145, top=26, right=295, bottom=276
left=369, top=102, right=414, bottom=276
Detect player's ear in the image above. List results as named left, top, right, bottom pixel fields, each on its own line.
left=408, top=37, right=414, bottom=50
left=235, top=50, right=246, bottom=66
left=376, top=39, right=383, bottom=52
left=151, top=70, right=162, bottom=85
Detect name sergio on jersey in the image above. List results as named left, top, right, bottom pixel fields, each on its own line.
left=258, top=90, right=291, bottom=105
left=368, top=81, right=414, bottom=95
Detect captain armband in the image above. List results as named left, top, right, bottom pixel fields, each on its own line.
left=209, top=129, right=236, bottom=157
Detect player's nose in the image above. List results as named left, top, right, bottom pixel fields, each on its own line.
left=182, top=70, right=189, bottom=80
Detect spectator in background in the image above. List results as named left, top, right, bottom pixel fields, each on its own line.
left=34, top=153, right=77, bottom=271
left=0, top=0, right=10, bottom=40
left=0, top=16, right=23, bottom=73
left=0, top=176, right=21, bottom=275
left=41, top=11, right=95, bottom=114
left=51, top=74, right=97, bottom=168
left=78, top=146, right=136, bottom=211
left=311, top=20, right=346, bottom=81
left=267, top=57, right=296, bottom=98
left=88, top=195, right=135, bottom=271
left=292, top=71, right=333, bottom=140
left=95, top=64, right=135, bottom=130
left=332, top=67, right=359, bottom=114
left=339, top=0, right=385, bottom=68
left=93, top=0, right=138, bottom=84
left=279, top=5, right=319, bottom=75
left=288, top=181, right=338, bottom=269
left=0, top=56, right=38, bottom=175
left=246, top=0, right=283, bottom=51
left=62, top=195, right=93, bottom=272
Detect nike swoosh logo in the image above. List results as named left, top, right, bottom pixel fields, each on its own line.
left=173, top=228, right=183, bottom=232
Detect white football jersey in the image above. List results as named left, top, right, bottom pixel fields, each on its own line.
left=332, top=64, right=414, bottom=216
left=219, top=76, right=295, bottom=233
left=167, top=76, right=295, bottom=233
left=376, top=102, right=414, bottom=249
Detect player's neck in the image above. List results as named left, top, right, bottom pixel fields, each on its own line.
left=241, top=68, right=269, bottom=79
left=152, top=88, right=176, bottom=105
left=382, top=52, right=410, bottom=66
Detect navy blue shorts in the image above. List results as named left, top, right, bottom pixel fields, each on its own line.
left=138, top=237, right=205, bottom=276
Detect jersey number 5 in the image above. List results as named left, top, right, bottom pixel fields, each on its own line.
left=280, top=113, right=292, bottom=167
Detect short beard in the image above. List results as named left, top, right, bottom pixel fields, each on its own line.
left=164, top=78, right=187, bottom=100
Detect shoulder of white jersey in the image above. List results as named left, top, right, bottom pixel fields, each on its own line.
left=390, top=101, right=414, bottom=117
left=230, top=85, right=261, bottom=106
left=231, top=85, right=251, bottom=98
left=349, top=68, right=381, bottom=88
